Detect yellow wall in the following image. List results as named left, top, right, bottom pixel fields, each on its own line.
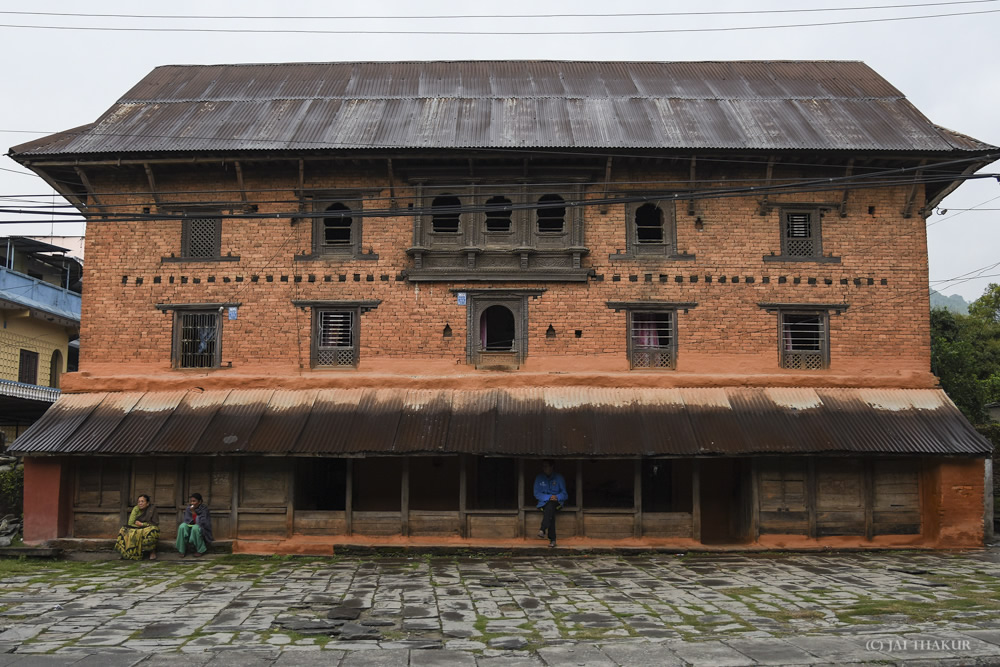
left=0, top=313, right=69, bottom=387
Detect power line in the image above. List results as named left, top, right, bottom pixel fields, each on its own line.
left=0, top=8, right=996, bottom=35
left=1, top=1, right=994, bottom=22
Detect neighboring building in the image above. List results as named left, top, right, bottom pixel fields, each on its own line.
left=7, top=61, right=996, bottom=551
left=0, top=237, right=81, bottom=445
left=986, top=402, right=1000, bottom=423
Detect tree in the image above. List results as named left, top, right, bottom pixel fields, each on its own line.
left=930, top=284, right=1000, bottom=423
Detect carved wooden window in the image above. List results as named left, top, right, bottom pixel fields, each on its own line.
left=620, top=201, right=676, bottom=257
left=173, top=310, right=221, bottom=368
left=780, top=311, right=828, bottom=369
left=181, top=214, right=221, bottom=258
left=536, top=194, right=566, bottom=233
left=431, top=194, right=462, bottom=233
left=313, top=309, right=357, bottom=368
left=484, top=196, right=513, bottom=233
left=781, top=209, right=822, bottom=257
left=629, top=311, right=676, bottom=370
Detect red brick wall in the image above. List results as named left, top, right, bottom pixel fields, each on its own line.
left=77, top=162, right=931, bottom=384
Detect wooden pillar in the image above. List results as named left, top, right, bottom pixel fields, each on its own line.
left=345, top=459, right=353, bottom=536
left=517, top=459, right=525, bottom=538
left=806, top=458, right=817, bottom=539
left=750, top=459, right=760, bottom=541
left=231, top=458, right=241, bottom=539
left=864, top=460, right=875, bottom=541
left=401, top=458, right=410, bottom=537
left=458, top=455, right=467, bottom=538
left=575, top=460, right=584, bottom=537
left=692, top=459, right=701, bottom=542
left=633, top=459, right=642, bottom=539
left=286, top=459, right=295, bottom=539
left=119, top=461, right=131, bottom=528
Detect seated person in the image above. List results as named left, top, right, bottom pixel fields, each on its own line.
left=175, top=493, right=213, bottom=557
left=114, top=494, right=160, bottom=560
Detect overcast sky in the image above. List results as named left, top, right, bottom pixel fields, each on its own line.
left=1, top=0, right=996, bottom=301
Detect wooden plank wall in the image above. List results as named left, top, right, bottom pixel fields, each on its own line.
left=72, top=458, right=124, bottom=537
left=238, top=458, right=289, bottom=538
left=757, top=458, right=922, bottom=538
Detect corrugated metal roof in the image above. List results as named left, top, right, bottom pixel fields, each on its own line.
left=10, top=61, right=995, bottom=156
left=8, top=387, right=990, bottom=457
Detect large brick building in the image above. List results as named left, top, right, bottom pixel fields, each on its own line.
left=8, top=61, right=996, bottom=551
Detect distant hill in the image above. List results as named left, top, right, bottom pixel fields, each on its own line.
left=930, top=289, right=969, bottom=314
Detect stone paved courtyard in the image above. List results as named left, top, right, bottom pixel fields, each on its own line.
left=2, top=549, right=1000, bottom=665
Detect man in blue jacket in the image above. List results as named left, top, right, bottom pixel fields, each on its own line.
left=533, top=460, right=568, bottom=547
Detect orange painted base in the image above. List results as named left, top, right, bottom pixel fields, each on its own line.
left=22, top=458, right=69, bottom=544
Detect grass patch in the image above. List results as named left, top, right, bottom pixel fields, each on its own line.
left=719, top=586, right=764, bottom=598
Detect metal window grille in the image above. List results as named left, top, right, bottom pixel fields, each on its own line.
left=18, top=349, right=39, bottom=384
left=183, top=216, right=220, bottom=258
left=635, top=204, right=664, bottom=244
left=431, top=195, right=461, bottom=233
left=630, top=311, right=674, bottom=369
left=783, top=212, right=816, bottom=256
left=322, top=203, right=353, bottom=247
left=781, top=313, right=827, bottom=369
left=485, top=196, right=512, bottom=232
left=177, top=311, right=219, bottom=368
left=316, top=310, right=355, bottom=367
left=537, top=194, right=565, bottom=233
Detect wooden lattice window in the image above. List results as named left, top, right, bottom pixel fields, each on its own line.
left=780, top=312, right=828, bottom=369
left=314, top=309, right=357, bottom=368
left=629, top=311, right=676, bottom=369
left=311, top=195, right=363, bottom=256
left=173, top=310, right=221, bottom=368
left=536, top=194, right=566, bottom=233
left=181, top=215, right=222, bottom=258
left=18, top=349, right=39, bottom=384
left=781, top=209, right=821, bottom=257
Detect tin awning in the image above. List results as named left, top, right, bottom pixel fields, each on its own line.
left=8, top=387, right=990, bottom=457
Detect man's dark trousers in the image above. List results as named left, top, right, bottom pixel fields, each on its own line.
left=540, top=500, right=559, bottom=541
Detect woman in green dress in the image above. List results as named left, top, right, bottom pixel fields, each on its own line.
left=114, top=494, right=160, bottom=560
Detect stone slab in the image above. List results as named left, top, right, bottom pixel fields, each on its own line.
left=723, top=638, right=822, bottom=665
left=599, top=643, right=685, bottom=667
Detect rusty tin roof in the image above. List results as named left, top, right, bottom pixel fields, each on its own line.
left=9, top=387, right=990, bottom=457
left=10, top=61, right=994, bottom=156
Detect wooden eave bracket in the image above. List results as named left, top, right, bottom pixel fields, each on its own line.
left=758, top=157, right=776, bottom=216
left=143, top=163, right=160, bottom=207
left=599, top=157, right=613, bottom=214
left=902, top=159, right=927, bottom=219
left=387, top=158, right=397, bottom=208
left=234, top=161, right=248, bottom=204
left=73, top=166, right=104, bottom=212
left=687, top=156, right=697, bottom=216
left=839, top=158, right=854, bottom=218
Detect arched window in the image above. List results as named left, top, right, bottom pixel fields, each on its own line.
left=536, top=194, right=565, bottom=233
left=484, top=196, right=512, bottom=233
left=49, top=349, right=63, bottom=388
left=635, top=203, right=664, bottom=244
left=479, top=305, right=516, bottom=351
left=431, top=194, right=462, bottom=233
left=322, top=203, right=353, bottom=247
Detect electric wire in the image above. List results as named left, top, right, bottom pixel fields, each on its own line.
left=0, top=8, right=996, bottom=34
left=1, top=1, right=993, bottom=21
